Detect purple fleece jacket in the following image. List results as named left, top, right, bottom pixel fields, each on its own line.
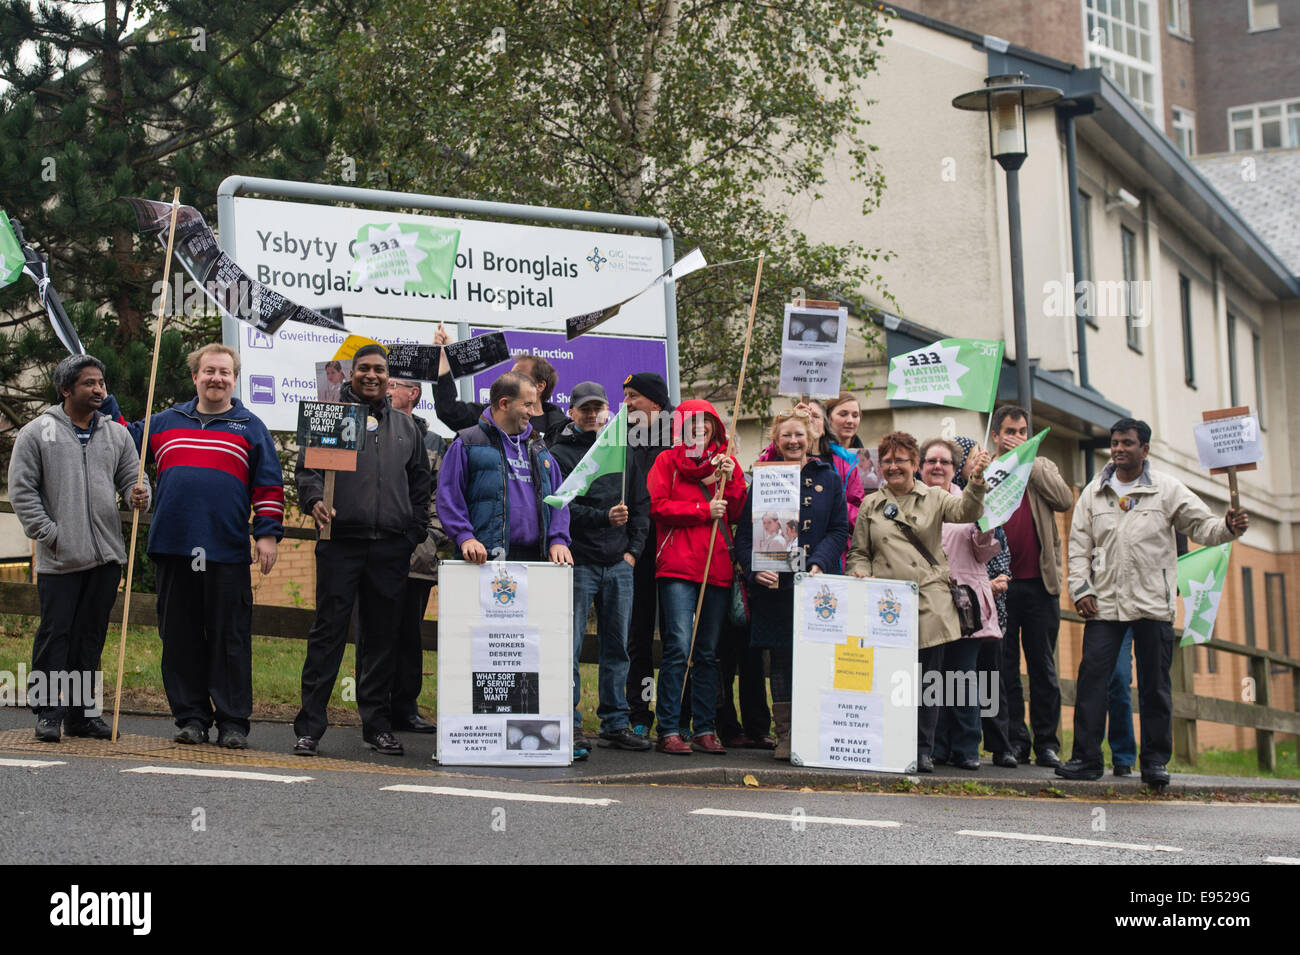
left=439, top=413, right=571, bottom=551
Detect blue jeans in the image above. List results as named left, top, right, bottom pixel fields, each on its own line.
left=572, top=561, right=635, bottom=735
left=655, top=578, right=728, bottom=738
left=1105, top=628, right=1136, bottom=768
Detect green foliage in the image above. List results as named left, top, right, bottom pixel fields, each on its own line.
left=0, top=0, right=371, bottom=466
left=303, top=0, right=896, bottom=412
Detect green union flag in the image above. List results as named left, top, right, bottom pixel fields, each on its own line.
left=1177, top=542, right=1232, bottom=646
left=351, top=221, right=460, bottom=295
left=544, top=407, right=627, bottom=508
left=886, top=338, right=1004, bottom=412
left=0, top=211, right=23, bottom=287
left=977, top=428, right=1049, bottom=531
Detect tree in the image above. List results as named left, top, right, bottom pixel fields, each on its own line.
left=0, top=0, right=368, bottom=451
left=304, top=0, right=896, bottom=410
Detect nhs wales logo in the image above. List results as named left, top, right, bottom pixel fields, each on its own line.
left=812, top=584, right=838, bottom=621
left=490, top=566, right=519, bottom=608
left=877, top=589, right=903, bottom=627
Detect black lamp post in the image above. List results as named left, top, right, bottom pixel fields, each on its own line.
left=953, top=73, right=1062, bottom=430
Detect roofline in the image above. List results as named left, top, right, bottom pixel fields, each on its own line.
left=888, top=4, right=1300, bottom=299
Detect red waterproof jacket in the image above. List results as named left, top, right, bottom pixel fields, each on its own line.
left=648, top=399, right=747, bottom=587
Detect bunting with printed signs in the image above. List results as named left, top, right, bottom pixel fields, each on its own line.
left=3, top=213, right=84, bottom=355
left=977, top=427, right=1050, bottom=532
left=1176, top=542, right=1232, bottom=647
left=886, top=338, right=1003, bottom=413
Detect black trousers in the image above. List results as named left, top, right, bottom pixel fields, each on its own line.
left=1070, top=618, right=1175, bottom=768
left=30, top=562, right=120, bottom=722
left=978, top=638, right=1014, bottom=756
left=393, top=577, right=434, bottom=718
left=154, top=556, right=254, bottom=733
left=295, top=535, right=412, bottom=740
left=1002, top=578, right=1062, bottom=755
left=715, top=619, right=771, bottom=739
left=626, top=528, right=659, bottom=728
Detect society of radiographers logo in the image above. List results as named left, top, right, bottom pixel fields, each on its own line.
left=877, top=589, right=903, bottom=627
left=490, top=566, right=519, bottom=607
left=812, top=584, right=838, bottom=621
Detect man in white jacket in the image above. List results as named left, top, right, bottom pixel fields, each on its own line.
left=1057, top=418, right=1248, bottom=786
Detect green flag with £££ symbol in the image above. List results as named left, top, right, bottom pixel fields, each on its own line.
left=1176, top=542, right=1232, bottom=646
left=351, top=221, right=460, bottom=295
left=977, top=428, right=1050, bottom=532
left=0, top=211, right=23, bottom=287
left=544, top=407, right=627, bottom=509
left=886, top=337, right=1004, bottom=412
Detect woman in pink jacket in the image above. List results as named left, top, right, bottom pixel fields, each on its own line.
left=920, top=437, right=1002, bottom=770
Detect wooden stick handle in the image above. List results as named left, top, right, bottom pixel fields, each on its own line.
left=1227, top=467, right=1240, bottom=511
left=321, top=471, right=336, bottom=541
left=112, top=188, right=181, bottom=744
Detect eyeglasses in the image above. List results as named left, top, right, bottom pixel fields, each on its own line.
left=923, top=457, right=954, bottom=467
left=774, top=409, right=812, bottom=423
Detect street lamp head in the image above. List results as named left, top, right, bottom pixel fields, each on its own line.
left=952, top=72, right=1064, bottom=171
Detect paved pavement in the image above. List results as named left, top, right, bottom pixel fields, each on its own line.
left=3, top=708, right=1298, bottom=797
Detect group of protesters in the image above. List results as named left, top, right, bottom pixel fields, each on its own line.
left=9, top=334, right=1248, bottom=784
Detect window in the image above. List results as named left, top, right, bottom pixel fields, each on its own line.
left=1078, top=189, right=1096, bottom=327
left=1167, top=0, right=1191, bottom=37
left=1179, top=274, right=1194, bottom=386
left=1249, top=0, right=1280, bottom=31
left=1228, top=98, right=1300, bottom=150
left=1227, top=313, right=1239, bottom=404
left=1086, top=0, right=1161, bottom=122
left=1264, top=573, right=1290, bottom=674
left=1171, top=106, right=1195, bottom=155
left=1242, top=566, right=1256, bottom=648
left=1252, top=331, right=1265, bottom=428
left=1122, top=226, right=1141, bottom=351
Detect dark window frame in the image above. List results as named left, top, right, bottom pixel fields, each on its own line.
left=1179, top=273, right=1195, bottom=387
left=1122, top=226, right=1141, bottom=352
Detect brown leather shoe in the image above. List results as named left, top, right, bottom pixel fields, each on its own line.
left=657, top=734, right=692, bottom=755
left=721, top=733, right=754, bottom=748
left=751, top=734, right=777, bottom=750
left=690, top=733, right=727, bottom=754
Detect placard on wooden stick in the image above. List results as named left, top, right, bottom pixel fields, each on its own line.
left=297, top=400, right=365, bottom=540
left=1195, top=406, right=1260, bottom=510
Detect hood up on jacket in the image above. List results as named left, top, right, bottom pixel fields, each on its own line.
left=671, top=398, right=729, bottom=459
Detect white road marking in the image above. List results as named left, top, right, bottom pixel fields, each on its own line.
left=1265, top=856, right=1300, bottom=865
left=691, top=808, right=900, bottom=828
left=121, top=766, right=312, bottom=784
left=382, top=784, right=618, bottom=806
left=0, top=758, right=66, bottom=768
left=957, top=829, right=1182, bottom=852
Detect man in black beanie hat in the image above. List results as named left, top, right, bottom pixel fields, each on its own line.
left=621, top=372, right=674, bottom=737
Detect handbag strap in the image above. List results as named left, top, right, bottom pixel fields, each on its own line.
left=890, top=515, right=942, bottom=568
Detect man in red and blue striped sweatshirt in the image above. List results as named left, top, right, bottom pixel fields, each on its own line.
left=103, top=343, right=284, bottom=748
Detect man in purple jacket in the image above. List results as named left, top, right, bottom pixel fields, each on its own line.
left=437, top=371, right=573, bottom=566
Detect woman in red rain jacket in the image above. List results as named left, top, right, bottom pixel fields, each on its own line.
left=647, top=399, right=746, bottom=755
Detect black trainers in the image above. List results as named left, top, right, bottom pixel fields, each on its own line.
left=65, top=717, right=112, bottom=739
left=364, top=731, right=404, bottom=755
left=174, top=722, right=208, bottom=745
left=34, top=719, right=61, bottom=743
left=217, top=728, right=249, bottom=750
left=293, top=735, right=318, bottom=756
left=1054, top=759, right=1103, bottom=781
left=599, top=727, right=652, bottom=751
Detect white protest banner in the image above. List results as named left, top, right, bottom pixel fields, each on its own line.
left=818, top=690, right=885, bottom=769
left=1193, top=411, right=1262, bottom=472
left=886, top=338, right=1003, bottom=412
left=864, top=581, right=915, bottom=649
left=977, top=427, right=1050, bottom=532
left=471, top=625, right=541, bottom=672
left=802, top=578, right=849, bottom=644
left=750, top=461, right=801, bottom=572
left=779, top=303, right=848, bottom=398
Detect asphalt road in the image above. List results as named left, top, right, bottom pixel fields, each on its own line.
left=5, top=745, right=1300, bottom=866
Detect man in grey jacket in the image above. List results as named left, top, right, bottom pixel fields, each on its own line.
left=1057, top=417, right=1248, bottom=786
left=8, top=355, right=149, bottom=742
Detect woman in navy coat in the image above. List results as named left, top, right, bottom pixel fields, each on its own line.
left=734, top=409, right=850, bottom=760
